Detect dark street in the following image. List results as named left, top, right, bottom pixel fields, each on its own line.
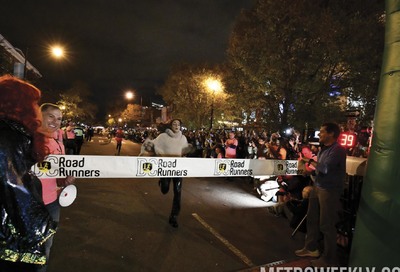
left=47, top=136, right=310, bottom=272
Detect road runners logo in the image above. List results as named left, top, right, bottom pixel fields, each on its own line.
left=32, top=155, right=101, bottom=178
left=33, top=155, right=59, bottom=177
left=142, top=162, right=153, bottom=173
left=219, top=163, right=227, bottom=172
left=214, top=160, right=253, bottom=176
left=137, top=158, right=158, bottom=176
left=37, top=161, right=51, bottom=173
left=136, top=158, right=188, bottom=177
left=273, top=160, right=299, bottom=175
left=214, top=160, right=229, bottom=175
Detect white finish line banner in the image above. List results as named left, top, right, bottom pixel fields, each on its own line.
left=31, top=155, right=300, bottom=179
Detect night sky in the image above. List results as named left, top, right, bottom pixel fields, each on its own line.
left=1, top=0, right=255, bottom=117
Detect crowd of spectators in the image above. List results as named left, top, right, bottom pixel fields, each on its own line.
left=125, top=126, right=312, bottom=202
left=123, top=122, right=371, bottom=159
left=126, top=127, right=303, bottom=160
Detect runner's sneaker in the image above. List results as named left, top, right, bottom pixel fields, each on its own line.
left=294, top=248, right=320, bottom=257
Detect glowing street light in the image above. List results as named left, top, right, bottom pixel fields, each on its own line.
left=125, top=90, right=143, bottom=105
left=125, top=91, right=134, bottom=101
left=205, top=78, right=223, bottom=94
left=204, top=77, right=223, bottom=129
left=49, top=45, right=65, bottom=59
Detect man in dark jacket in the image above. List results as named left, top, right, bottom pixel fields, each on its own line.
left=295, top=122, right=346, bottom=267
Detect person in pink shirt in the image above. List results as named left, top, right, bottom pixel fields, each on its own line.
left=63, top=123, right=76, bottom=155
left=39, top=103, right=75, bottom=272
left=224, top=131, right=238, bottom=158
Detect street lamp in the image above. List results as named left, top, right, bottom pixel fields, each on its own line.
left=49, top=44, right=65, bottom=59
left=125, top=89, right=145, bottom=106
left=204, top=77, right=223, bottom=130
left=51, top=46, right=64, bottom=58
left=124, top=90, right=144, bottom=127
left=125, top=91, right=134, bottom=101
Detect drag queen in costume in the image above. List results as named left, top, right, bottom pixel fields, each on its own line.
left=0, top=75, right=57, bottom=272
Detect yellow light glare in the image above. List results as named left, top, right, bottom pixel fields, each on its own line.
left=204, top=77, right=223, bottom=93
left=51, top=46, right=64, bottom=58
left=125, top=91, right=134, bottom=100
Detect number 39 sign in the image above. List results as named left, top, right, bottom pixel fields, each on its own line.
left=338, top=132, right=357, bottom=148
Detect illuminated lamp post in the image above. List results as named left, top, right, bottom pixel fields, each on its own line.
left=125, top=90, right=143, bottom=106
left=11, top=43, right=66, bottom=80
left=49, top=45, right=65, bottom=59
left=204, top=77, right=223, bottom=130
left=125, top=91, right=134, bottom=101
left=125, top=90, right=144, bottom=127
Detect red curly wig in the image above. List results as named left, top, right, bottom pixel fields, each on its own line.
left=0, top=75, right=47, bottom=161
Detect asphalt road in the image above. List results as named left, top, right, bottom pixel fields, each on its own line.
left=47, top=135, right=307, bottom=272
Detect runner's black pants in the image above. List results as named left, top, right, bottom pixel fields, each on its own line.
left=160, top=178, right=182, bottom=216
